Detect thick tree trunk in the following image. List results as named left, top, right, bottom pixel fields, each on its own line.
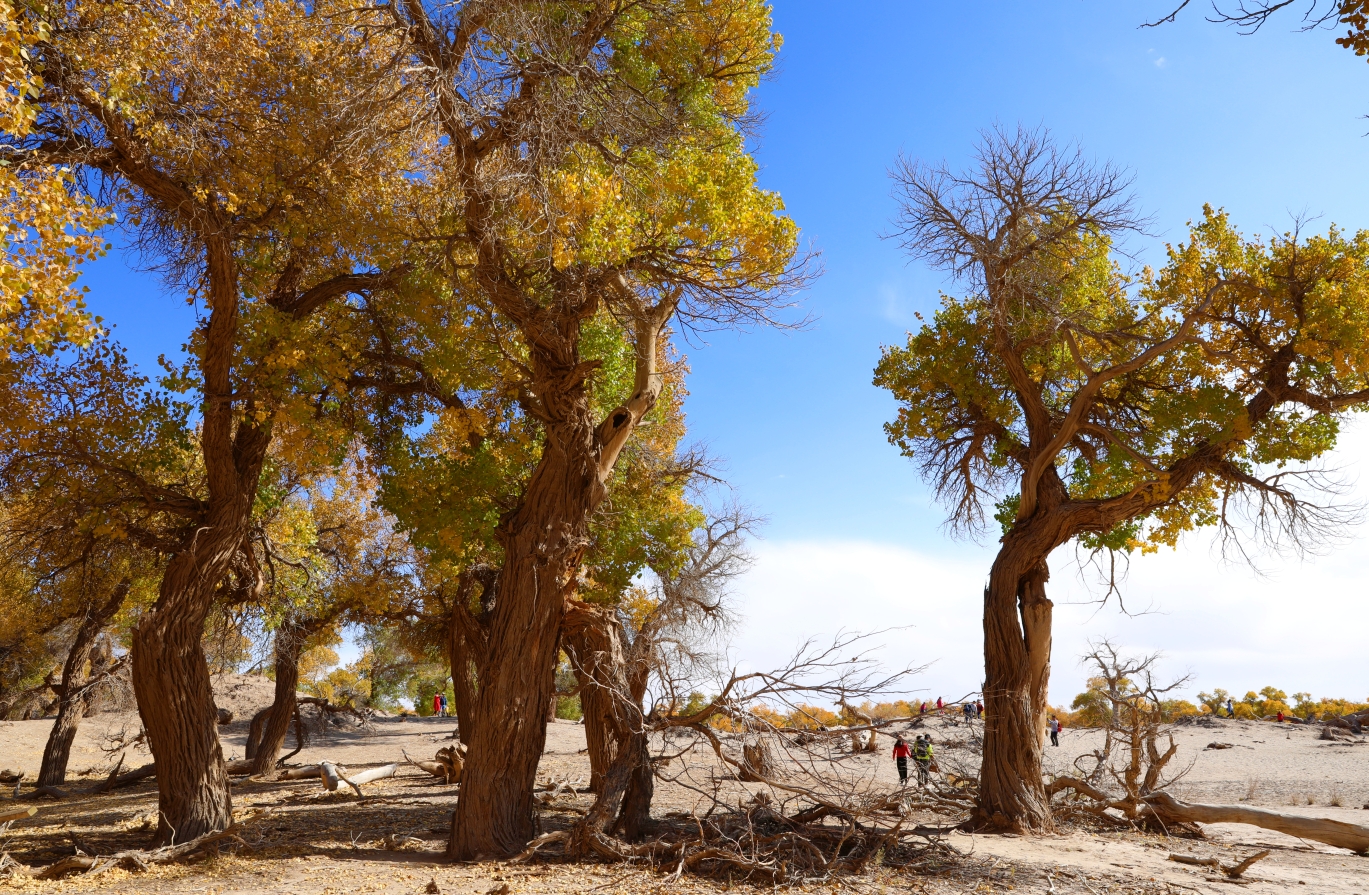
left=244, top=707, right=270, bottom=760
left=37, top=580, right=131, bottom=788
left=132, top=546, right=240, bottom=845
left=976, top=551, right=1054, bottom=832
left=447, top=301, right=668, bottom=859
left=447, top=566, right=496, bottom=747
left=577, top=669, right=617, bottom=794
left=249, top=624, right=304, bottom=776
left=564, top=603, right=626, bottom=794
left=449, top=433, right=596, bottom=858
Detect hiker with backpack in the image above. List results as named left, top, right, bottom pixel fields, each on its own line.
left=912, top=734, right=934, bottom=786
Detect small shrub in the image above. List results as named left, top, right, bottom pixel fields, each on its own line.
left=555, top=694, right=583, bottom=721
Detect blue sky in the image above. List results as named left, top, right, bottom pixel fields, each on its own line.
left=81, top=4, right=1369, bottom=704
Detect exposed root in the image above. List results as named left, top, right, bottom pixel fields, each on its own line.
left=1168, top=848, right=1270, bottom=878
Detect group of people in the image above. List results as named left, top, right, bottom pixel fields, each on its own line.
left=891, top=734, right=935, bottom=786
left=917, top=698, right=984, bottom=720
left=432, top=692, right=449, bottom=717
left=889, top=702, right=1068, bottom=787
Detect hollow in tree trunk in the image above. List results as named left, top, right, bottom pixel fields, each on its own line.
left=249, top=622, right=305, bottom=776
left=975, top=549, right=1054, bottom=832
left=37, top=579, right=131, bottom=787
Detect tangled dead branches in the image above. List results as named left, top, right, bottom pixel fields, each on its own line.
left=515, top=790, right=960, bottom=884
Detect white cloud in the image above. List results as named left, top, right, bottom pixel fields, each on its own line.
left=1154, top=56, right=1168, bottom=68
left=730, top=420, right=1369, bottom=707
left=729, top=534, right=1367, bottom=709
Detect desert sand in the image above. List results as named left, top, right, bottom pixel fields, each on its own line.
left=0, top=675, right=1365, bottom=894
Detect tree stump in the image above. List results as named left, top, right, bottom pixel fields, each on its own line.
left=739, top=740, right=776, bottom=782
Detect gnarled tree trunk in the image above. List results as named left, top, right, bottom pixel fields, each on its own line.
left=132, top=541, right=243, bottom=844
left=249, top=622, right=305, bottom=776
left=449, top=427, right=597, bottom=858
left=37, top=579, right=131, bottom=787
left=976, top=550, right=1054, bottom=832
left=563, top=600, right=653, bottom=844
left=445, top=286, right=670, bottom=859
left=562, top=600, right=654, bottom=838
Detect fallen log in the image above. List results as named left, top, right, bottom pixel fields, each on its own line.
left=339, top=763, right=398, bottom=795
left=278, top=765, right=321, bottom=781
left=109, top=763, right=156, bottom=789
left=25, top=756, right=129, bottom=800
left=1168, top=849, right=1269, bottom=879
left=1145, top=792, right=1369, bottom=854
left=319, top=761, right=343, bottom=792
left=0, top=769, right=23, bottom=785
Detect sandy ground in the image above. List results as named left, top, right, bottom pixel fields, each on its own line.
left=0, top=677, right=1365, bottom=894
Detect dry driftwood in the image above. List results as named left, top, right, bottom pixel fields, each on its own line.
left=5, top=826, right=241, bottom=879
left=1168, top=848, right=1270, bottom=878
left=1145, top=792, right=1369, bottom=854
left=0, top=769, right=22, bottom=785
left=403, top=745, right=464, bottom=783
left=1050, top=779, right=1369, bottom=853
left=0, top=806, right=37, bottom=826
left=317, top=760, right=398, bottom=796
left=278, top=765, right=322, bottom=781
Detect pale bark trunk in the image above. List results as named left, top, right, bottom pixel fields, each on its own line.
left=1145, top=792, right=1369, bottom=854
left=249, top=624, right=304, bottom=776
left=37, top=580, right=131, bottom=787
left=976, top=550, right=1054, bottom=832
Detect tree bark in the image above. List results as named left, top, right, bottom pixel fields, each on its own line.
left=976, top=549, right=1054, bottom=832
left=565, top=603, right=623, bottom=795
left=37, top=580, right=131, bottom=787
left=562, top=600, right=653, bottom=838
left=249, top=623, right=305, bottom=777
left=448, top=431, right=597, bottom=858
left=130, top=236, right=273, bottom=845
left=243, top=707, right=270, bottom=761
left=447, top=567, right=495, bottom=748
left=445, top=292, right=671, bottom=858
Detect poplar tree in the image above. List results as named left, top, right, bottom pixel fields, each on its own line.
left=876, top=127, right=1369, bottom=830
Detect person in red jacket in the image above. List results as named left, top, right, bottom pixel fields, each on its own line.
left=432, top=692, right=442, bottom=717
left=892, top=735, right=912, bottom=786
left=936, top=696, right=943, bottom=712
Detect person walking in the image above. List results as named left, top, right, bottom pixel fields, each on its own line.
left=962, top=702, right=974, bottom=723
left=440, top=693, right=448, bottom=717
left=1226, top=698, right=1234, bottom=718
left=432, top=691, right=442, bottom=717
left=1048, top=715, right=1060, bottom=747
left=935, top=696, right=943, bottom=713
left=892, top=735, right=912, bottom=786
left=912, top=735, right=934, bottom=786
left=919, top=701, right=927, bottom=716
left=975, top=700, right=983, bottom=719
